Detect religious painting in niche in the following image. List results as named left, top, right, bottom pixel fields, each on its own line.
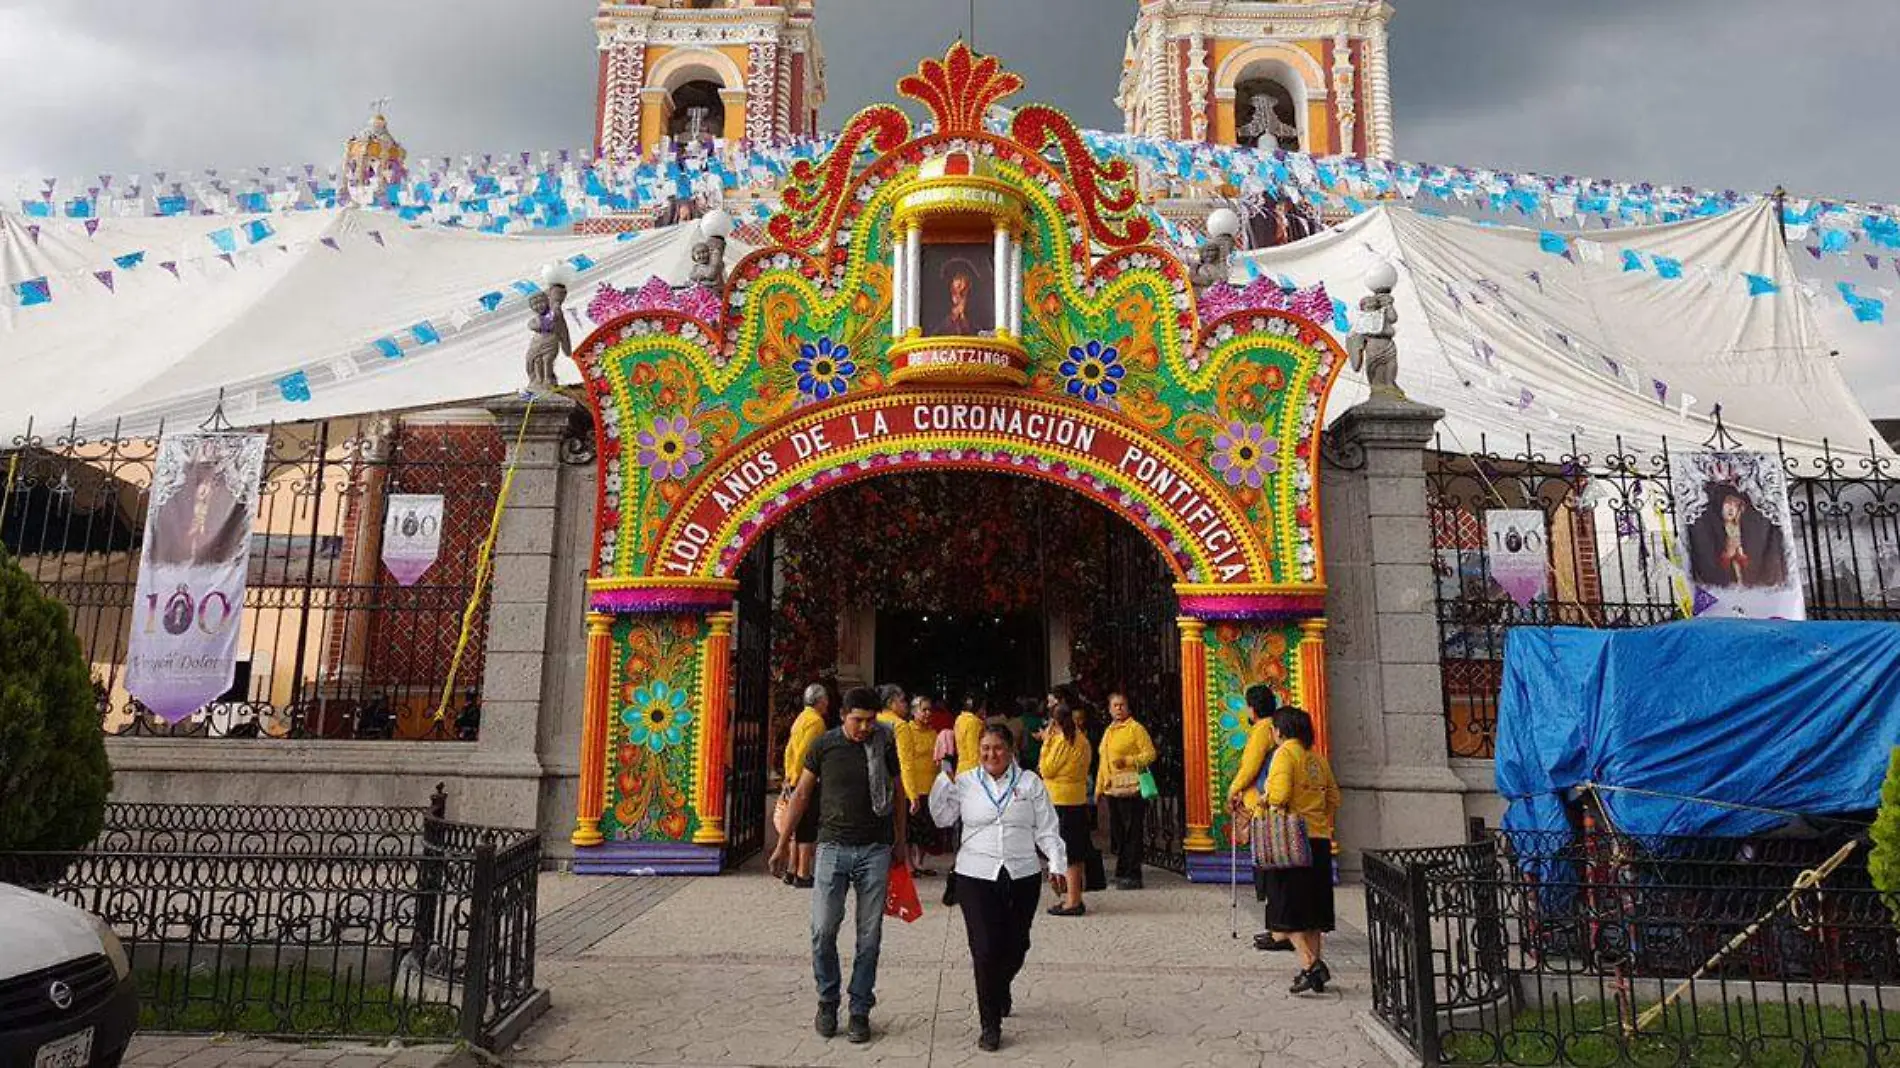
left=919, top=243, right=995, bottom=338
left=1234, top=78, right=1300, bottom=152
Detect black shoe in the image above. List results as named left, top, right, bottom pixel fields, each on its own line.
left=794, top=876, right=815, bottom=889
left=1047, top=902, right=1086, bottom=917
left=782, top=872, right=795, bottom=887
left=847, top=1014, right=872, bottom=1044
left=1289, top=968, right=1317, bottom=994
left=1290, top=962, right=1330, bottom=994
left=1312, top=960, right=1332, bottom=989
left=978, top=1026, right=1001, bottom=1052
left=1255, top=934, right=1294, bottom=952
left=815, top=1003, right=838, bottom=1038
left=943, top=883, right=958, bottom=907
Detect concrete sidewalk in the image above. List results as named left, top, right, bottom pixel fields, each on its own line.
left=509, top=864, right=1391, bottom=1067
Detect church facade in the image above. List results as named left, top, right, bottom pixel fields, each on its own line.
left=593, top=0, right=826, bottom=159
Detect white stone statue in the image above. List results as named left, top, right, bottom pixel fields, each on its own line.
left=1239, top=95, right=1298, bottom=150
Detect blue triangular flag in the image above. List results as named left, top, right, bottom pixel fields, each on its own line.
left=478, top=291, right=505, bottom=312
left=1621, top=250, right=1645, bottom=273
left=374, top=337, right=403, bottom=359
left=1744, top=273, right=1778, bottom=296
left=277, top=371, right=312, bottom=402
left=1538, top=231, right=1569, bottom=256
left=1651, top=256, right=1683, bottom=279
left=411, top=322, right=441, bottom=345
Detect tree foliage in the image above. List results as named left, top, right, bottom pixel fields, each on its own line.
left=0, top=546, right=110, bottom=852
left=1870, top=747, right=1900, bottom=923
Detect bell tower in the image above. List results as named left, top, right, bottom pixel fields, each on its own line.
left=593, top=0, right=826, bottom=161
left=1117, top=0, right=1393, bottom=158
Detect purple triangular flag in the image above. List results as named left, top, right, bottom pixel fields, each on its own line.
left=1869, top=254, right=1883, bottom=271
left=93, top=270, right=114, bottom=292
left=320, top=237, right=340, bottom=251
left=217, top=253, right=234, bottom=267
left=160, top=261, right=180, bottom=278
left=84, top=219, right=100, bottom=236
left=26, top=224, right=39, bottom=245
left=1691, top=587, right=1719, bottom=616
left=1652, top=379, right=1668, bottom=403
left=1807, top=245, right=1822, bottom=260
left=368, top=230, right=384, bottom=247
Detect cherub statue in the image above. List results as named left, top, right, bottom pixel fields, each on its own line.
left=524, top=283, right=571, bottom=391
left=1347, top=265, right=1403, bottom=399
left=1190, top=230, right=1235, bottom=295
left=688, top=233, right=726, bottom=289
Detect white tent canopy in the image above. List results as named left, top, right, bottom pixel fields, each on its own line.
left=0, top=208, right=716, bottom=438
left=0, top=200, right=1885, bottom=462
left=1243, top=203, right=1891, bottom=461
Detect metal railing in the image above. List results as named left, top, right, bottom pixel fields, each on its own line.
left=1366, top=828, right=1898, bottom=1066
left=1428, top=434, right=1900, bottom=758
left=0, top=788, right=547, bottom=1049
left=1, top=416, right=505, bottom=741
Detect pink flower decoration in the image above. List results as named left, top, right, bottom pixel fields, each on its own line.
left=636, top=414, right=703, bottom=481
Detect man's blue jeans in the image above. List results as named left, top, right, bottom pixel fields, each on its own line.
left=811, top=841, right=891, bottom=1016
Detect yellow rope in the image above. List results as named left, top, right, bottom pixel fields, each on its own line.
left=1, top=451, right=17, bottom=526
left=433, top=396, right=536, bottom=723
left=1630, top=838, right=1859, bottom=1034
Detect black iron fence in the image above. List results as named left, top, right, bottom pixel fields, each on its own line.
left=0, top=789, right=547, bottom=1049
left=1, top=416, right=505, bottom=741
left=1366, top=828, right=1899, bottom=1066
left=1428, top=434, right=1900, bottom=758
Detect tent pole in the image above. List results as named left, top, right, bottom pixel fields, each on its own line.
left=1772, top=185, right=1789, bottom=247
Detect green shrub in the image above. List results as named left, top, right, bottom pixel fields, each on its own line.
left=0, top=546, right=110, bottom=851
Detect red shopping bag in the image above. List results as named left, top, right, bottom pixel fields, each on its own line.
left=885, top=861, right=924, bottom=923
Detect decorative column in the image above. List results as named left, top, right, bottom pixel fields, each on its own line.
left=890, top=232, right=906, bottom=336
left=1178, top=617, right=1215, bottom=854
left=572, top=612, right=614, bottom=846
left=638, top=88, right=671, bottom=157
left=692, top=612, right=734, bottom=846
left=992, top=223, right=1010, bottom=335
left=719, top=89, right=750, bottom=144
left=1365, top=23, right=1395, bottom=158
left=1007, top=228, right=1023, bottom=335
left=908, top=224, right=925, bottom=333
left=1298, top=617, right=1330, bottom=757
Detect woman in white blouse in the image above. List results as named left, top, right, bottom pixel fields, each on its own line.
left=929, top=724, right=1069, bottom=1053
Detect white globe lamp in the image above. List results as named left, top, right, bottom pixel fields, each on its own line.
left=700, top=208, right=734, bottom=240
left=1206, top=207, right=1242, bottom=241
left=1365, top=260, right=1399, bottom=292
left=541, top=261, right=578, bottom=290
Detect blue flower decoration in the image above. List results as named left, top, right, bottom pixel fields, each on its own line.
left=1219, top=695, right=1252, bottom=753
left=622, top=682, right=693, bottom=753
left=1059, top=340, right=1126, bottom=404
left=793, top=337, right=856, bottom=401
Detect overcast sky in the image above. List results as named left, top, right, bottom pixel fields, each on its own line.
left=3, top=0, right=1897, bottom=205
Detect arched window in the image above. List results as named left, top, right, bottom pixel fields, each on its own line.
left=1234, top=77, right=1299, bottom=151
left=668, top=79, right=725, bottom=141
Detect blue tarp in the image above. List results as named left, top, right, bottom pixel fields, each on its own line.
left=1496, top=621, right=1900, bottom=840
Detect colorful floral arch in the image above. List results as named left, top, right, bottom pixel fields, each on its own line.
left=567, top=45, right=1350, bottom=879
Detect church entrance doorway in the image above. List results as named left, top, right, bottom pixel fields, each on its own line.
left=734, top=469, right=1186, bottom=875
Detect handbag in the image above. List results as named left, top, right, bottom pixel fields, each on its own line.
left=885, top=860, right=924, bottom=923
left=1106, top=770, right=1142, bottom=797
left=1251, top=809, right=1312, bottom=870
left=1137, top=769, right=1159, bottom=800
left=772, top=784, right=794, bottom=838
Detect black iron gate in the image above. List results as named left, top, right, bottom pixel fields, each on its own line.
left=725, top=531, right=774, bottom=866
left=1097, top=522, right=1184, bottom=873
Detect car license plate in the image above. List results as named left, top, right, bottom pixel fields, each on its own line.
left=35, top=1027, right=92, bottom=1068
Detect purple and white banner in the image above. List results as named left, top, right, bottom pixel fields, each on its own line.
left=1484, top=510, right=1549, bottom=608
left=1671, top=451, right=1806, bottom=620
left=381, top=494, right=444, bottom=586
left=124, top=433, right=267, bottom=722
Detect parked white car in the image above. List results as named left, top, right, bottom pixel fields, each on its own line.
left=0, top=884, right=137, bottom=1068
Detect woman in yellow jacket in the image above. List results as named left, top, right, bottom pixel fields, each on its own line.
left=1038, top=699, right=1094, bottom=916
left=1225, top=684, right=1288, bottom=953
left=1232, top=705, right=1341, bottom=994
left=1095, top=693, right=1158, bottom=890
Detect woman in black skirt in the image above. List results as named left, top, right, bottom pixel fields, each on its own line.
left=1245, top=707, right=1340, bottom=993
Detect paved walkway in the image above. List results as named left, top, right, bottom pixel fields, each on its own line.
left=512, top=862, right=1393, bottom=1068
left=123, top=861, right=1397, bottom=1068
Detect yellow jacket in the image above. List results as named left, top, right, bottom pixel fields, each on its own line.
left=783, top=706, right=826, bottom=783
left=954, top=712, right=986, bottom=775
left=894, top=719, right=938, bottom=801
left=1264, top=739, right=1341, bottom=841
left=1038, top=729, right=1093, bottom=807
left=1096, top=719, right=1158, bottom=796
left=1227, top=721, right=1276, bottom=813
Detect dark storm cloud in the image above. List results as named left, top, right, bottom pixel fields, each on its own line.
left=2, top=0, right=1896, bottom=205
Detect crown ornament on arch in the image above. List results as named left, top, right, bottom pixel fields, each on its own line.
left=768, top=41, right=1151, bottom=255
